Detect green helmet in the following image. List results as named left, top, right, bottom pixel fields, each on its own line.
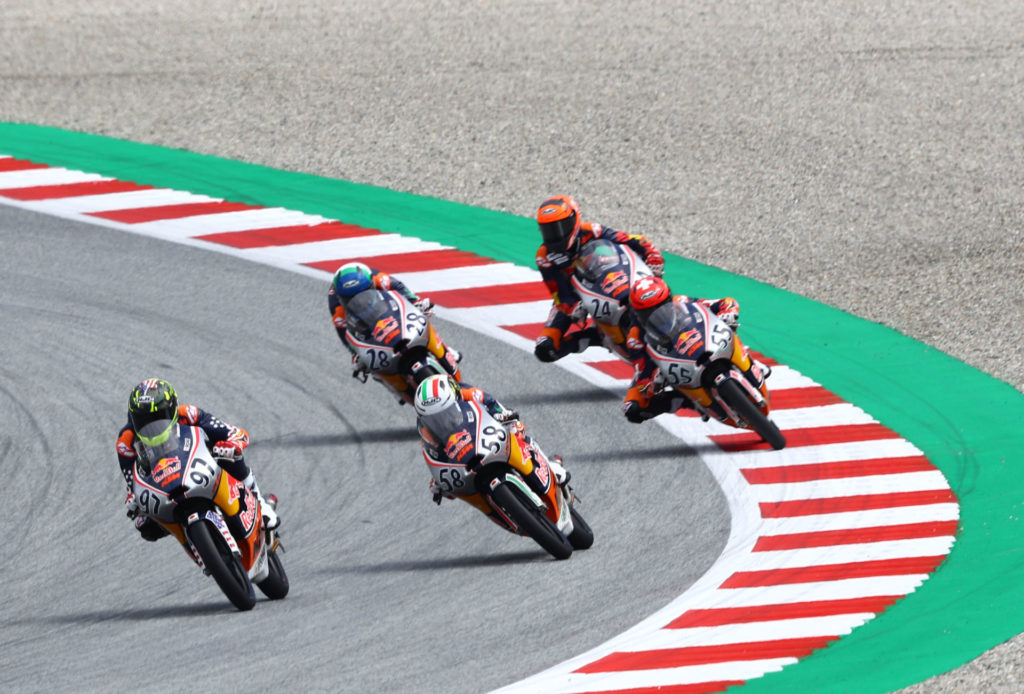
left=128, top=378, right=179, bottom=447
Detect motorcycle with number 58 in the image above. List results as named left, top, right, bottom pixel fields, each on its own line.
left=419, top=392, right=593, bottom=560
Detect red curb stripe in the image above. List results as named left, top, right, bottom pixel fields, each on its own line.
left=585, top=359, right=636, bottom=380
left=753, top=520, right=960, bottom=551
left=306, top=248, right=495, bottom=274
left=427, top=281, right=550, bottom=308
left=721, top=556, right=947, bottom=588
left=88, top=200, right=262, bottom=223
left=197, top=221, right=380, bottom=248
left=768, top=386, right=844, bottom=409
left=501, top=322, right=545, bottom=341
left=667, top=596, right=902, bottom=628
left=575, top=636, right=837, bottom=673
left=570, top=681, right=745, bottom=694
left=0, top=157, right=48, bottom=172
left=748, top=350, right=778, bottom=367
left=0, top=179, right=153, bottom=200
left=760, top=489, right=957, bottom=518
left=712, top=422, right=901, bottom=452
left=741, top=456, right=935, bottom=484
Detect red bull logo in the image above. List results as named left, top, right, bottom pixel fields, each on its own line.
left=600, top=270, right=628, bottom=295
left=676, top=329, right=704, bottom=356
left=445, top=430, right=474, bottom=462
left=153, top=457, right=182, bottom=487
left=373, top=316, right=400, bottom=343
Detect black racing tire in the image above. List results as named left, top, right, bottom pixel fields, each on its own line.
left=256, top=547, right=289, bottom=600
left=567, top=505, right=594, bottom=550
left=188, top=519, right=256, bottom=611
left=490, top=481, right=573, bottom=560
left=718, top=377, right=787, bottom=450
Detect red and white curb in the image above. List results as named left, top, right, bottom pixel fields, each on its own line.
left=0, top=155, right=959, bottom=693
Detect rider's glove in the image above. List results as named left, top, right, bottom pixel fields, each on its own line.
left=212, top=440, right=244, bottom=462
left=646, top=251, right=665, bottom=277
left=125, top=491, right=140, bottom=520
left=136, top=516, right=168, bottom=542
left=493, top=408, right=519, bottom=424
left=351, top=354, right=369, bottom=382
left=464, top=454, right=484, bottom=473
left=414, top=297, right=435, bottom=317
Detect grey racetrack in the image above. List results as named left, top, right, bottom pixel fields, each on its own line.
left=1, top=2, right=1022, bottom=692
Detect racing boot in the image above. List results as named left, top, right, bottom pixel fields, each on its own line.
left=244, top=474, right=281, bottom=530
left=549, top=455, right=572, bottom=493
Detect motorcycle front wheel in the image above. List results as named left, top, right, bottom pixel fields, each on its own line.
left=490, top=482, right=573, bottom=560
left=717, top=378, right=787, bottom=450
left=188, top=519, right=257, bottom=611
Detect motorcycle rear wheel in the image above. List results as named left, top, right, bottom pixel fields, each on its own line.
left=188, top=520, right=257, bottom=611
left=491, top=482, right=573, bottom=560
left=256, top=547, right=289, bottom=600
left=718, top=378, right=786, bottom=450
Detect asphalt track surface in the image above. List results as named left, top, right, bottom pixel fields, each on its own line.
left=0, top=204, right=729, bottom=693
left=2, top=2, right=1023, bottom=692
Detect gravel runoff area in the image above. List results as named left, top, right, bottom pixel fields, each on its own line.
left=2, top=1, right=1022, bottom=690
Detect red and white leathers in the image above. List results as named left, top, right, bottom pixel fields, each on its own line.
left=535, top=222, right=665, bottom=362
left=117, top=405, right=279, bottom=538
left=623, top=295, right=744, bottom=423
left=328, top=267, right=461, bottom=403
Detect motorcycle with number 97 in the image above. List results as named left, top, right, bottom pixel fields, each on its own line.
left=130, top=420, right=288, bottom=610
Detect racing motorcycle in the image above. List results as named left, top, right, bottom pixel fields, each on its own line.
left=344, top=287, right=461, bottom=401
left=570, top=237, right=655, bottom=361
left=641, top=297, right=787, bottom=450
left=130, top=423, right=288, bottom=610
left=424, top=404, right=593, bottom=560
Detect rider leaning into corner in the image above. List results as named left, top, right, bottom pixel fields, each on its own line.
left=413, top=374, right=571, bottom=509
left=117, top=378, right=280, bottom=541
left=624, top=276, right=771, bottom=423
left=533, top=194, right=666, bottom=363
left=328, top=261, right=462, bottom=404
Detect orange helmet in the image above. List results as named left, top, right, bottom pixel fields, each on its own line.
left=537, top=195, right=582, bottom=251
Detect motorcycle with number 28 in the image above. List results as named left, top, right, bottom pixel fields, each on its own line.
left=129, top=420, right=288, bottom=610
left=343, top=287, right=462, bottom=403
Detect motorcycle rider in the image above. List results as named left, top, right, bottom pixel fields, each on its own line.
left=117, top=378, right=280, bottom=541
left=329, top=261, right=462, bottom=404
left=533, top=195, right=666, bottom=363
left=413, top=374, right=570, bottom=507
left=624, top=276, right=766, bottom=423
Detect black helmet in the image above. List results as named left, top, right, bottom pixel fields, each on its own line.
left=128, top=379, right=179, bottom=447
